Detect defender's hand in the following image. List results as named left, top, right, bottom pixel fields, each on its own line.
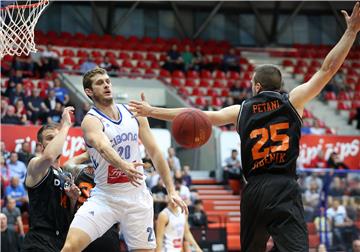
left=61, top=106, right=75, bottom=127
left=129, top=92, right=153, bottom=117
left=64, top=184, right=81, bottom=201
left=342, top=2, right=360, bottom=33
left=168, top=191, right=189, bottom=215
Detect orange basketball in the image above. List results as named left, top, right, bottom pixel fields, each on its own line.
left=172, top=109, right=212, bottom=148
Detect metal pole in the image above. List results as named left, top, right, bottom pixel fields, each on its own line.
left=276, top=1, right=305, bottom=40
left=170, top=2, right=189, bottom=38
left=193, top=1, right=224, bottom=40
left=111, top=1, right=140, bottom=33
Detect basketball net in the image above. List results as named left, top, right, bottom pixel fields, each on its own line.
left=0, top=0, right=49, bottom=59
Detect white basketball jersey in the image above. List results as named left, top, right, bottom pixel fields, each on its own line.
left=86, top=104, right=145, bottom=193
left=163, top=208, right=186, bottom=252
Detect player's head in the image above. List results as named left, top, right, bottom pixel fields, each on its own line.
left=83, top=67, right=113, bottom=104
left=37, top=123, right=60, bottom=148
left=251, top=64, right=283, bottom=96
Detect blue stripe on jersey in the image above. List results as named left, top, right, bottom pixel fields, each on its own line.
left=122, top=104, right=139, bottom=126
left=92, top=106, right=123, bottom=125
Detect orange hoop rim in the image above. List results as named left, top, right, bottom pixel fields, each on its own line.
left=0, top=0, right=49, bottom=11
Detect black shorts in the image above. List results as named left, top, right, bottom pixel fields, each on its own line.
left=22, top=229, right=66, bottom=252
left=240, top=173, right=308, bottom=252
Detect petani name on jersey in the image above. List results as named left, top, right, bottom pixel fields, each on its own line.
left=252, top=152, right=286, bottom=170
left=252, top=100, right=280, bottom=114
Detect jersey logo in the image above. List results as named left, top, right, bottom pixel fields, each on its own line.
left=88, top=211, right=94, bottom=216
left=107, top=165, right=130, bottom=184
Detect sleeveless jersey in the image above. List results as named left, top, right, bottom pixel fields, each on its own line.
left=86, top=104, right=144, bottom=192
left=162, top=207, right=186, bottom=251
left=237, top=91, right=302, bottom=179
left=25, top=167, right=72, bottom=237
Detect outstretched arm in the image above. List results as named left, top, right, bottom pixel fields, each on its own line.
left=184, top=218, right=203, bottom=252
left=290, top=2, right=360, bottom=114
left=81, top=115, right=143, bottom=187
left=138, top=115, right=188, bottom=214
left=26, top=107, right=74, bottom=188
left=129, top=93, right=240, bottom=126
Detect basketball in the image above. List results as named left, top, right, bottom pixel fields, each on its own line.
left=172, top=109, right=212, bottom=148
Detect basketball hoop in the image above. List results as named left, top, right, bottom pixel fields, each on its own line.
left=0, top=0, right=49, bottom=58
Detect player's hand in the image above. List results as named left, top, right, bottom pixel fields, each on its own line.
left=129, top=92, right=153, bottom=117
left=122, top=162, right=144, bottom=187
left=342, top=2, right=360, bottom=33
left=168, top=191, right=188, bottom=215
left=61, top=106, right=75, bottom=127
left=64, top=184, right=81, bottom=201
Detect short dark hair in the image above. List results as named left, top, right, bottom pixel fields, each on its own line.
left=254, top=64, right=283, bottom=91
left=37, top=123, right=59, bottom=143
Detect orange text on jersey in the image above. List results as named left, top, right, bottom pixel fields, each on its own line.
left=252, top=100, right=280, bottom=114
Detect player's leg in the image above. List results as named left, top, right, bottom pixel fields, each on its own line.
left=61, top=194, right=118, bottom=252
left=119, top=188, right=156, bottom=252
left=267, top=179, right=308, bottom=252
left=240, top=182, right=269, bottom=252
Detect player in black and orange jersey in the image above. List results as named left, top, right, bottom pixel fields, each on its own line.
left=129, top=3, right=360, bottom=251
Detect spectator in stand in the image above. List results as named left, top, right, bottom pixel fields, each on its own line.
left=182, top=165, right=192, bottom=187
left=223, top=149, right=241, bottom=184
left=229, top=81, right=243, bottom=103
left=353, top=239, right=360, bottom=252
left=182, top=45, right=193, bottom=71
left=41, top=44, right=59, bottom=72
left=17, top=142, right=34, bottom=166
left=26, top=88, right=47, bottom=124
left=163, top=44, right=184, bottom=72
left=326, top=198, right=355, bottom=251
left=328, top=177, right=346, bottom=198
left=14, top=99, right=27, bottom=124
left=8, top=70, right=24, bottom=85
left=349, top=178, right=360, bottom=197
left=2, top=105, right=24, bottom=125
left=167, top=147, right=181, bottom=172
left=75, top=102, right=91, bottom=126
left=1, top=213, right=21, bottom=252
left=80, top=56, right=97, bottom=74
left=314, top=207, right=333, bottom=248
left=304, top=173, right=323, bottom=193
left=44, top=89, right=62, bottom=112
left=193, top=45, right=206, bottom=71
left=6, top=152, right=26, bottom=183
left=175, top=177, right=191, bottom=206
left=99, top=56, right=118, bottom=72
left=189, top=199, right=208, bottom=228
left=53, top=78, right=70, bottom=105
left=1, top=155, right=11, bottom=200
left=174, top=170, right=183, bottom=181
left=327, top=152, right=349, bottom=178
left=1, top=99, right=9, bottom=119
left=0, top=141, right=10, bottom=160
left=9, top=83, right=26, bottom=106
left=4, top=176, right=28, bottom=213
left=47, top=102, right=63, bottom=124
left=309, top=150, right=327, bottom=168
left=310, top=120, right=326, bottom=135
left=151, top=178, right=168, bottom=216
left=2, top=197, right=25, bottom=238
left=30, top=48, right=46, bottom=78
left=303, top=181, right=321, bottom=221
left=221, top=48, right=240, bottom=72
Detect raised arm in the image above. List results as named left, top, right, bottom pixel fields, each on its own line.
left=184, top=218, right=203, bottom=252
left=26, top=107, right=74, bottom=188
left=290, top=3, right=360, bottom=113
left=81, top=115, right=143, bottom=186
left=155, top=211, right=168, bottom=252
left=138, top=115, right=188, bottom=214
left=129, top=93, right=240, bottom=126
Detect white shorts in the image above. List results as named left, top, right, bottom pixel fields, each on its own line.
left=70, top=186, right=156, bottom=250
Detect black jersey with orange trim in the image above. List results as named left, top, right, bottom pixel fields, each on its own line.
left=237, top=91, right=302, bottom=179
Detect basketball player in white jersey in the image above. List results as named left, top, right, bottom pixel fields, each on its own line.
left=156, top=193, right=202, bottom=252
left=61, top=67, right=187, bottom=252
